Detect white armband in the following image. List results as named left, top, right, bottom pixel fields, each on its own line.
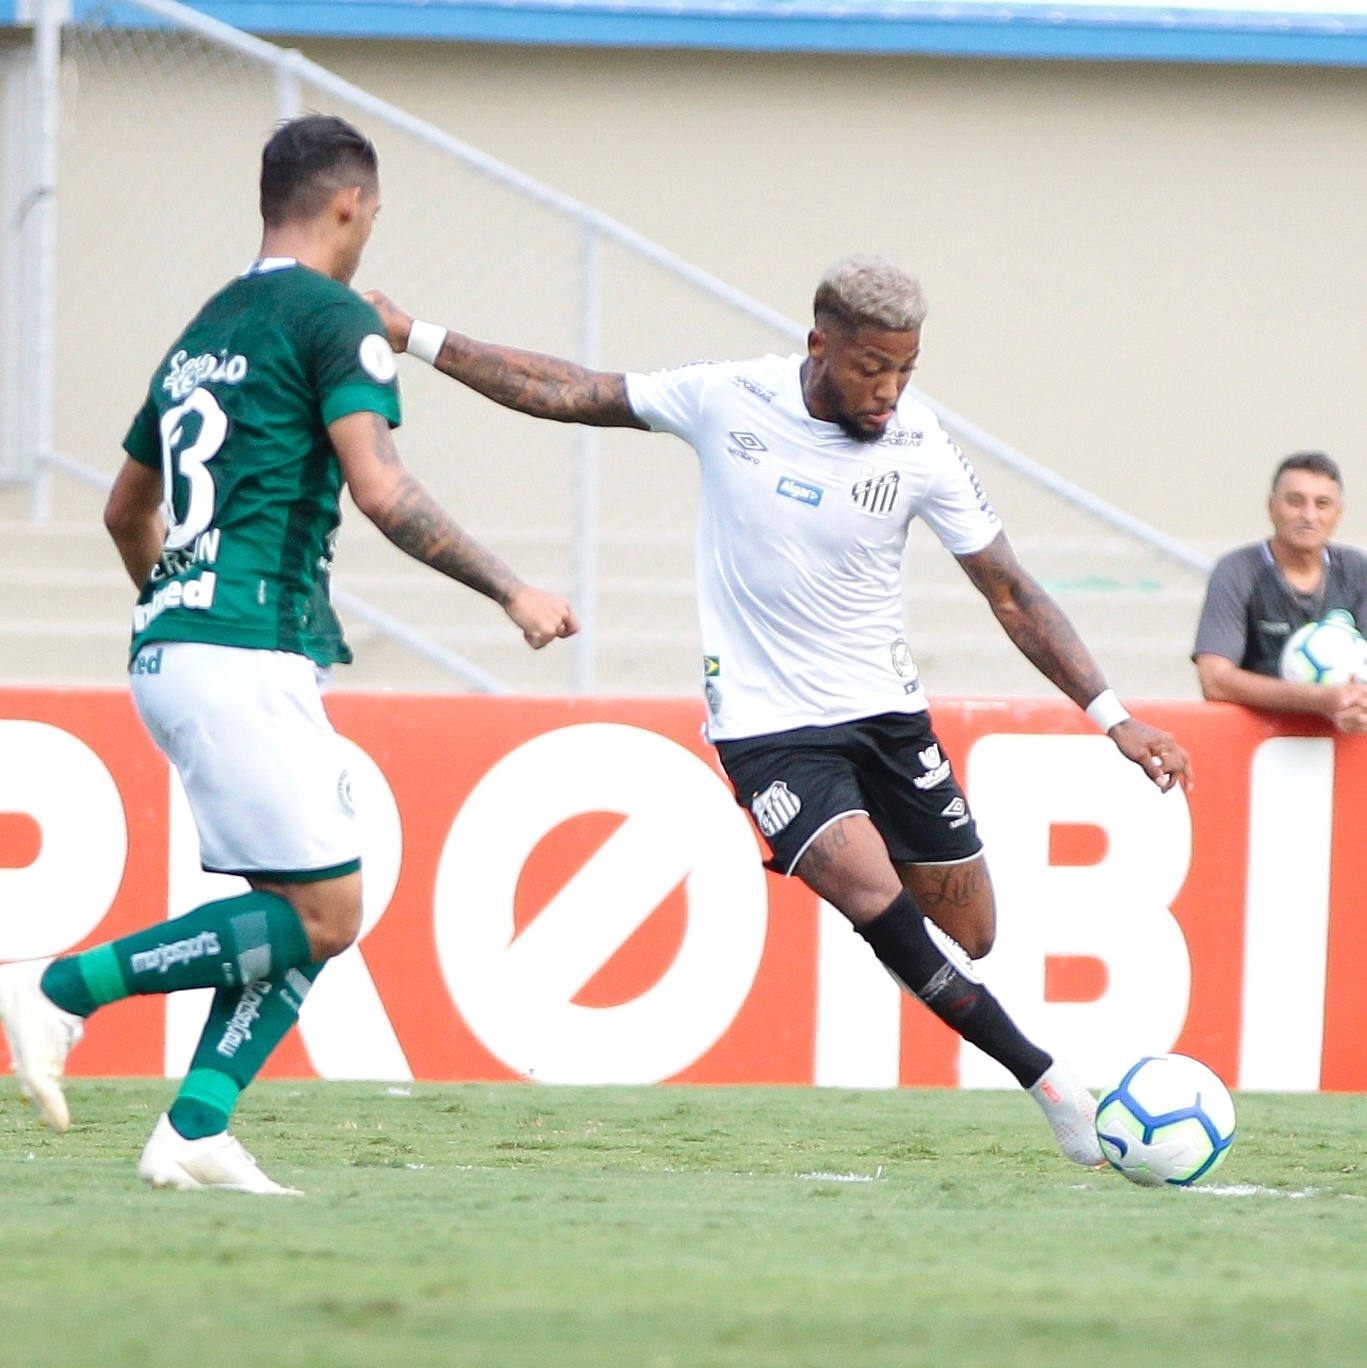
left=406, top=320, right=447, bottom=366
left=1085, top=688, right=1131, bottom=732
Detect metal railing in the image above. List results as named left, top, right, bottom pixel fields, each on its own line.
left=2, top=0, right=1212, bottom=697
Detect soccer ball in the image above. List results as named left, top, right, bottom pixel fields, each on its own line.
left=1280, top=609, right=1367, bottom=685
left=1095, top=1054, right=1236, bottom=1187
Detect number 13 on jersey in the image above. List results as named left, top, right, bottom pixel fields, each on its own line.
left=159, top=387, right=228, bottom=552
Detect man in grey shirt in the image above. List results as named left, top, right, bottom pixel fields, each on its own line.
left=1193, top=451, right=1367, bottom=732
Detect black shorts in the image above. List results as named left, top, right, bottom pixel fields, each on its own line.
left=715, top=711, right=983, bottom=876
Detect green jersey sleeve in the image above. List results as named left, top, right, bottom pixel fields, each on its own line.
left=123, top=392, right=162, bottom=469
left=307, top=294, right=402, bottom=429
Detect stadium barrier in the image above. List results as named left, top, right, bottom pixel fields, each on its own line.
left=1, top=688, right=1363, bottom=1093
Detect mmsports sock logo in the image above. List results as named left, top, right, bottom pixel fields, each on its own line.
left=129, top=930, right=221, bottom=976
left=217, top=980, right=272, bottom=1059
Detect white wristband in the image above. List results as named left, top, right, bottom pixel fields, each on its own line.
left=406, top=319, right=447, bottom=366
left=1086, top=688, right=1131, bottom=732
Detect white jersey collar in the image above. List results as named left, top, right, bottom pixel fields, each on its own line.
left=240, top=257, right=298, bottom=277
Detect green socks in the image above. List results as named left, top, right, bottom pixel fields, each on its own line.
left=41, top=891, right=312, bottom=1017
left=40, top=891, right=324, bottom=1142
left=168, top=963, right=325, bottom=1138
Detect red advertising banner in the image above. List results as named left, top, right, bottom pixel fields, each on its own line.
left=1, top=688, right=1363, bottom=1092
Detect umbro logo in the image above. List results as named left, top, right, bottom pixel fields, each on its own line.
left=729, top=431, right=767, bottom=452
left=940, top=798, right=965, bottom=819
left=951, top=441, right=997, bottom=519
left=726, top=431, right=765, bottom=465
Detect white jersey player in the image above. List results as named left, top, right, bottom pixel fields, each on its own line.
left=625, top=351, right=1001, bottom=742
left=366, top=255, right=1193, bottom=1169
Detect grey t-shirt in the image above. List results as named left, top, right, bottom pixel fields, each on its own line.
left=1192, top=540, right=1367, bottom=677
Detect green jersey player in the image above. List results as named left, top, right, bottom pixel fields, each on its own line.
left=0, top=114, right=577, bottom=1193
left=122, top=256, right=404, bottom=667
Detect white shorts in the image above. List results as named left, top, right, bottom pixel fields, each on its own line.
left=130, top=641, right=360, bottom=881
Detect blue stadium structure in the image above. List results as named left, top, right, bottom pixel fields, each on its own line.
left=6, top=0, right=1367, bottom=64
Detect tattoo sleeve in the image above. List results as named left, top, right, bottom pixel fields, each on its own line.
left=434, top=333, right=648, bottom=429
left=362, top=415, right=522, bottom=606
left=956, top=533, right=1107, bottom=708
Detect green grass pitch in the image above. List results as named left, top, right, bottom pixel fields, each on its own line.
left=3, top=1081, right=1367, bottom=1367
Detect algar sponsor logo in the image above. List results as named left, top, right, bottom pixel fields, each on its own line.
left=776, top=476, right=823, bottom=506
left=129, top=930, right=221, bottom=976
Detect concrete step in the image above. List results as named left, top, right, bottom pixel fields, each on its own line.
left=0, top=513, right=1212, bottom=699
left=0, top=570, right=136, bottom=622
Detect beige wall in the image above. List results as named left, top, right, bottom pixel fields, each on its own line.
left=294, top=39, right=1367, bottom=552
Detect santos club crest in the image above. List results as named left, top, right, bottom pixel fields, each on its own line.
left=851, top=467, right=899, bottom=516
left=752, top=781, right=801, bottom=838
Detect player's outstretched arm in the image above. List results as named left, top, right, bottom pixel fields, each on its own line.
left=331, top=411, right=579, bottom=649
left=364, top=290, right=648, bottom=430
left=104, top=458, right=166, bottom=589
left=1196, top=653, right=1367, bottom=734
left=957, top=532, right=1193, bottom=791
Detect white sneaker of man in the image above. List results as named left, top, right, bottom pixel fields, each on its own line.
left=1029, top=1060, right=1105, bottom=1167
left=0, top=957, right=83, bottom=1132
left=138, top=1113, right=303, bottom=1195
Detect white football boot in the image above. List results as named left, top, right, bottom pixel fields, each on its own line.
left=138, top=1113, right=303, bottom=1195
left=0, top=957, right=83, bottom=1132
left=1029, top=1060, right=1105, bottom=1167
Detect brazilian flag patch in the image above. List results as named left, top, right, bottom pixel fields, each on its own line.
left=703, top=656, right=721, bottom=678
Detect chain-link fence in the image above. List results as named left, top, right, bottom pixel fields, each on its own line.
left=3, top=0, right=1211, bottom=698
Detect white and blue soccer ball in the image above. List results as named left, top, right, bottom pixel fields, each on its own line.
left=1095, top=1053, right=1236, bottom=1188
left=1280, top=609, right=1367, bottom=685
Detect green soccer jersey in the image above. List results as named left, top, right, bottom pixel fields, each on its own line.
left=122, top=258, right=401, bottom=667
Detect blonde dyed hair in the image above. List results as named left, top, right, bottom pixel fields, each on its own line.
left=813, top=254, right=928, bottom=333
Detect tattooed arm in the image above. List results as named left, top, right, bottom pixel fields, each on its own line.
left=330, top=411, right=579, bottom=649
left=364, top=290, right=647, bottom=429
left=956, top=532, right=1106, bottom=708
left=956, top=532, right=1192, bottom=791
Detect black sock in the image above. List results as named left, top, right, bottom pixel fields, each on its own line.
left=855, top=889, right=1051, bottom=1088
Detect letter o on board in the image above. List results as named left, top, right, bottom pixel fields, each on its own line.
left=0, top=721, right=128, bottom=960
left=435, top=723, right=768, bottom=1084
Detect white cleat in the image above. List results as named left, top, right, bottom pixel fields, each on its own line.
left=0, top=957, right=83, bottom=1132
left=138, top=1113, right=303, bottom=1195
left=1029, top=1060, right=1105, bottom=1167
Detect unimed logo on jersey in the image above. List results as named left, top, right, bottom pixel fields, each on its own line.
left=852, top=469, right=899, bottom=515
